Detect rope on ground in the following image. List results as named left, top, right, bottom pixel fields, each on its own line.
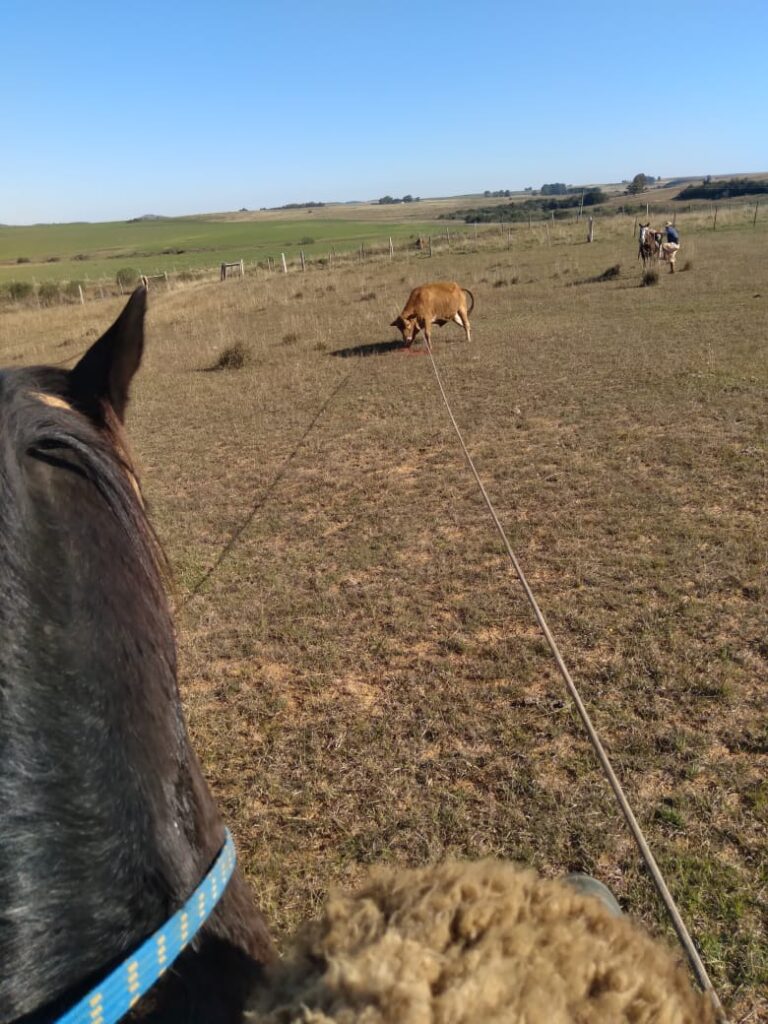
left=422, top=338, right=727, bottom=1023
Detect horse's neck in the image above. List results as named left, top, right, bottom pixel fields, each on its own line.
left=0, top=465, right=223, bottom=1021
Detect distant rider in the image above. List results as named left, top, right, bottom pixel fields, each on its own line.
left=661, top=221, right=680, bottom=272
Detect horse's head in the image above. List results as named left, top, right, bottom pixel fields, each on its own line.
left=0, top=289, right=272, bottom=1023
left=0, top=287, right=160, bottom=658
left=10, top=287, right=147, bottom=515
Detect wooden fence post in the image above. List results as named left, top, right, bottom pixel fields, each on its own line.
left=281, top=253, right=288, bottom=273
left=754, top=201, right=759, bottom=226
left=78, top=284, right=85, bottom=305
left=713, top=207, right=718, bottom=230
left=633, top=216, right=637, bottom=237
left=445, top=227, right=450, bottom=248
left=587, top=217, right=594, bottom=243
left=220, top=263, right=244, bottom=282
left=300, top=250, right=306, bottom=271
left=428, top=236, right=433, bottom=257
left=389, top=237, right=394, bottom=259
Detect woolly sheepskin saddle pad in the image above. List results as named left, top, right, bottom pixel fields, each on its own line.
left=246, top=859, right=714, bottom=1024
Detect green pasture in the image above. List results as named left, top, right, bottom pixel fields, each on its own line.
left=0, top=218, right=459, bottom=284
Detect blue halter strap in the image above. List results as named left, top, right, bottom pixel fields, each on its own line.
left=56, top=829, right=237, bottom=1024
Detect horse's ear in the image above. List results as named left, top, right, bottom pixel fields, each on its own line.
left=70, top=287, right=146, bottom=423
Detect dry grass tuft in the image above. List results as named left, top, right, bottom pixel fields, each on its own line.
left=207, top=340, right=249, bottom=370
left=641, top=267, right=659, bottom=287
left=596, top=264, right=621, bottom=281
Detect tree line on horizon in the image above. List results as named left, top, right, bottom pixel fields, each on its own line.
left=378, top=195, right=421, bottom=204
left=441, top=189, right=608, bottom=224
left=673, top=176, right=768, bottom=201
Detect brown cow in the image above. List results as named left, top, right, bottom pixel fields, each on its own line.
left=390, top=281, right=474, bottom=348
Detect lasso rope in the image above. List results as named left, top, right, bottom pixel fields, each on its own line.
left=422, top=337, right=727, bottom=1023
left=178, top=369, right=353, bottom=609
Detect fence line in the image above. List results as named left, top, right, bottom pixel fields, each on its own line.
left=2, top=201, right=763, bottom=310
left=140, top=272, right=170, bottom=289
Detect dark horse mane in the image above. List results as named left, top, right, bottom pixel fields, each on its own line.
left=0, top=291, right=272, bottom=1024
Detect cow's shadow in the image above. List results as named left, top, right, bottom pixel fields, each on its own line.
left=329, top=336, right=463, bottom=358
left=330, top=339, right=410, bottom=358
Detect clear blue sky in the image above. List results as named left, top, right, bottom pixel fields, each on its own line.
left=2, top=0, right=766, bottom=224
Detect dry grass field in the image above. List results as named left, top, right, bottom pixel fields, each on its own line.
left=1, top=217, right=766, bottom=1020
left=198, top=190, right=589, bottom=224
left=199, top=194, right=522, bottom=223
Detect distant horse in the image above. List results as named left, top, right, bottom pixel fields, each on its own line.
left=0, top=289, right=273, bottom=1024
left=637, top=222, right=662, bottom=266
